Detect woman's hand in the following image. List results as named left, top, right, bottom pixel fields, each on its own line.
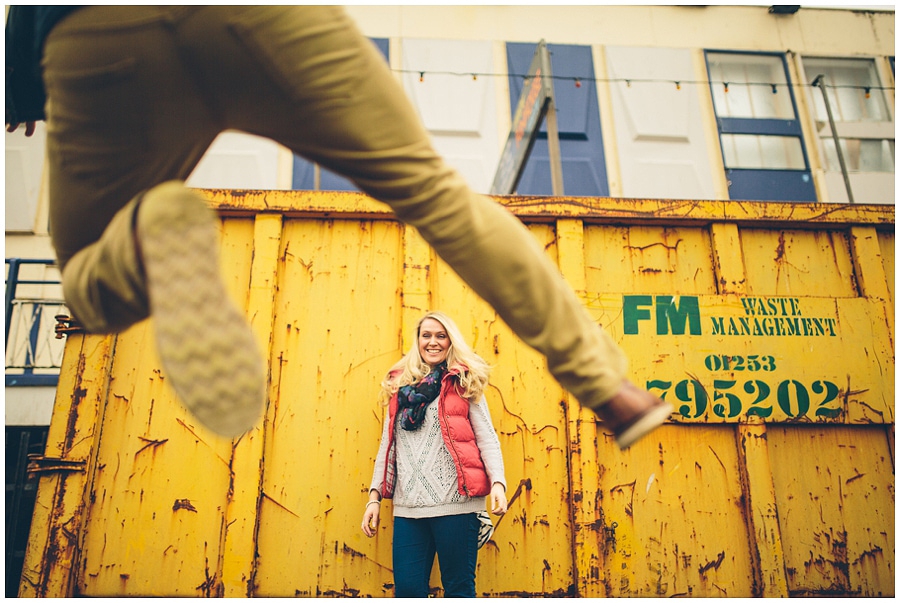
left=490, top=482, right=507, bottom=516
left=361, top=499, right=381, bottom=537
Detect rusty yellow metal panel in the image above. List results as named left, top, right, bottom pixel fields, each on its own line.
left=768, top=426, right=895, bottom=596
left=878, top=229, right=894, bottom=303
left=584, top=224, right=718, bottom=295
left=76, top=320, right=234, bottom=596
left=221, top=214, right=282, bottom=597
left=502, top=195, right=893, bottom=227
left=18, top=334, right=113, bottom=597
left=75, top=215, right=260, bottom=596
left=21, top=192, right=893, bottom=597
left=251, top=218, right=404, bottom=597
left=736, top=422, right=789, bottom=597
left=740, top=228, right=856, bottom=297
left=591, top=425, right=757, bottom=597
left=582, top=225, right=892, bottom=426
left=572, top=213, right=893, bottom=595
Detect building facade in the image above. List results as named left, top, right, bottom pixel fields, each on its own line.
left=4, top=5, right=894, bottom=597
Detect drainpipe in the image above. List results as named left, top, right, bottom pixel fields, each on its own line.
left=812, top=74, right=855, bottom=204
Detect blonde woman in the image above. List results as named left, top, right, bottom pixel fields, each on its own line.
left=362, top=311, right=507, bottom=598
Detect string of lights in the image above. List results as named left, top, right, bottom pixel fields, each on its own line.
left=395, top=68, right=894, bottom=96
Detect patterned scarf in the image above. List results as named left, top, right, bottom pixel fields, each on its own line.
left=397, top=361, right=448, bottom=431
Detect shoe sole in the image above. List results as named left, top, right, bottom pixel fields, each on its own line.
left=138, top=186, right=265, bottom=437
left=615, top=402, right=674, bottom=449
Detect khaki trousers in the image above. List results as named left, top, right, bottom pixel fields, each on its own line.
left=42, top=6, right=627, bottom=408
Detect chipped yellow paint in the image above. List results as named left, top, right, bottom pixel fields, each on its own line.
left=877, top=229, right=894, bottom=303
left=737, top=421, right=789, bottom=597
left=221, top=214, right=282, bottom=597
left=250, top=217, right=404, bottom=597
left=768, top=425, right=895, bottom=597
left=18, top=334, right=113, bottom=597
left=21, top=192, right=893, bottom=597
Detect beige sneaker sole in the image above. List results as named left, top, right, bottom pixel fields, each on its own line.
left=138, top=183, right=265, bottom=437
left=615, top=402, right=673, bottom=449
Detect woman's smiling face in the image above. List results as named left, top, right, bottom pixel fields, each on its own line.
left=418, top=317, right=450, bottom=366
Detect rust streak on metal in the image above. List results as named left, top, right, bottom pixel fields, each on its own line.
left=609, top=480, right=637, bottom=516
left=855, top=545, right=884, bottom=563
left=488, top=383, right=527, bottom=432
left=260, top=491, right=300, bottom=519
left=26, top=455, right=86, bottom=475
left=628, top=239, right=684, bottom=253
left=196, top=546, right=217, bottom=597
left=173, top=499, right=199, bottom=513
left=844, top=471, right=866, bottom=484
left=64, top=384, right=87, bottom=454
left=342, top=543, right=368, bottom=560
left=492, top=478, right=532, bottom=533
left=39, top=476, right=77, bottom=598
left=492, top=585, right=578, bottom=597
left=698, top=551, right=726, bottom=575
left=844, top=374, right=876, bottom=421
left=708, top=446, right=727, bottom=473
left=774, top=232, right=787, bottom=263
left=321, top=587, right=362, bottom=597
left=172, top=418, right=232, bottom=468
left=135, top=437, right=169, bottom=456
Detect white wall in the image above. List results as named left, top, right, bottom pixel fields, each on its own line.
left=605, top=46, right=718, bottom=201
left=5, top=123, right=46, bottom=233
left=400, top=39, right=502, bottom=194
left=186, top=131, right=291, bottom=190
left=5, top=387, right=56, bottom=426
left=345, top=5, right=894, bottom=56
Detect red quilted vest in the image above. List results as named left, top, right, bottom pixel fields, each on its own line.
left=381, top=369, right=491, bottom=499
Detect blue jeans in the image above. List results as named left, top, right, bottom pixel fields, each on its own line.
left=392, top=513, right=480, bottom=598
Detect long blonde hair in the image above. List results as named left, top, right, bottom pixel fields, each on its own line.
left=379, top=311, right=491, bottom=404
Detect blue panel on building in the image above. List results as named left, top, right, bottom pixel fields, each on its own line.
left=726, top=169, right=818, bottom=202
left=507, top=42, right=608, bottom=197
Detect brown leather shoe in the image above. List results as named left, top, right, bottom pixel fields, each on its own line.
left=595, top=380, right=673, bottom=449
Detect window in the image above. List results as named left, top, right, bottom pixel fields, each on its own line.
left=821, top=138, right=894, bottom=173
left=804, top=57, right=890, bottom=123
left=720, top=134, right=806, bottom=170
left=709, top=54, right=795, bottom=121
left=187, top=132, right=285, bottom=190
left=801, top=56, right=894, bottom=204
left=706, top=51, right=816, bottom=202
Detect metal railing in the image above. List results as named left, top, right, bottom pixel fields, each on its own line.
left=5, top=259, right=67, bottom=386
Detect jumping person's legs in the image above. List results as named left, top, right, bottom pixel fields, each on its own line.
left=42, top=5, right=669, bottom=443
left=42, top=7, right=264, bottom=436
left=195, top=6, right=671, bottom=440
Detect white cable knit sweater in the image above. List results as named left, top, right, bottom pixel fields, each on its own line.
left=369, top=394, right=506, bottom=519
